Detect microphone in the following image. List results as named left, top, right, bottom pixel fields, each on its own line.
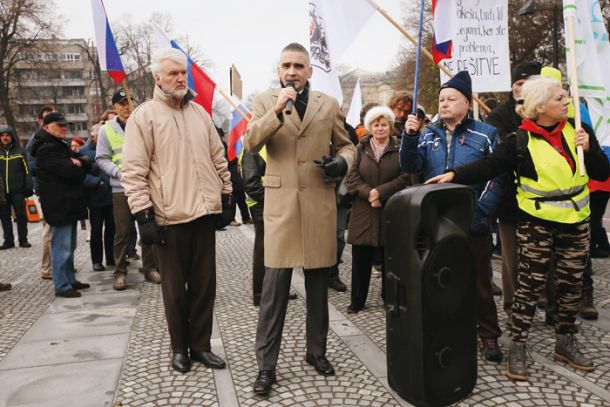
left=285, top=80, right=295, bottom=115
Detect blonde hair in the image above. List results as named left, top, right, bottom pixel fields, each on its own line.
left=515, top=75, right=562, bottom=120
left=364, top=106, right=395, bottom=133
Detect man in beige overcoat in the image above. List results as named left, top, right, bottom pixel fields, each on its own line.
left=244, top=43, right=356, bottom=395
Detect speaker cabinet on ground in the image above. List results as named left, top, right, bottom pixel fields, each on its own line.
left=384, top=184, right=477, bottom=407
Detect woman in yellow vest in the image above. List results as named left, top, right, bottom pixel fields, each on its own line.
left=426, top=75, right=609, bottom=381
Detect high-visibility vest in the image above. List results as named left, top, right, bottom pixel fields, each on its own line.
left=103, top=124, right=124, bottom=170
left=516, top=122, right=590, bottom=224
left=239, top=146, right=266, bottom=208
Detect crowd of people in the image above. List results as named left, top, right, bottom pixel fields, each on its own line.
left=0, top=42, right=608, bottom=393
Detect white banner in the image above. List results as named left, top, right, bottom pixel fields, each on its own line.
left=346, top=79, right=362, bottom=128
left=308, top=0, right=375, bottom=105
left=563, top=0, right=610, bottom=140
left=439, top=0, right=511, bottom=93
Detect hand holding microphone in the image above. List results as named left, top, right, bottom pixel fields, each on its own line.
left=274, top=80, right=297, bottom=116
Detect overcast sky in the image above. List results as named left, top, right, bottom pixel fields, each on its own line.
left=56, top=0, right=408, bottom=100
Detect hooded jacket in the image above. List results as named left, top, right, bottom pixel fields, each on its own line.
left=30, top=130, right=90, bottom=226
left=0, top=126, right=32, bottom=195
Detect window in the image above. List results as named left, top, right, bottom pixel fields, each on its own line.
left=72, top=121, right=87, bottom=131
left=64, top=70, right=83, bottom=80
left=67, top=104, right=84, bottom=114
left=62, top=53, right=81, bottom=62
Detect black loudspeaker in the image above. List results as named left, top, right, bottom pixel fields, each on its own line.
left=384, top=184, right=477, bottom=407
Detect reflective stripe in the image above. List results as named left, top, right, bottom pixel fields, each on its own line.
left=537, top=194, right=590, bottom=210
left=520, top=184, right=585, bottom=198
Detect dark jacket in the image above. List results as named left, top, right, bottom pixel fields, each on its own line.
left=400, top=117, right=502, bottom=234
left=80, top=139, right=112, bottom=208
left=31, top=131, right=90, bottom=226
left=485, top=95, right=522, bottom=221
left=346, top=135, right=410, bottom=247
left=241, top=149, right=265, bottom=222
left=0, top=126, right=32, bottom=195
left=452, top=123, right=610, bottom=225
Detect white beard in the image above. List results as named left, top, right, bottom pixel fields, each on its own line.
left=171, top=88, right=188, bottom=100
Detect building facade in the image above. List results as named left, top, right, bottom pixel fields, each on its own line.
left=10, top=38, right=101, bottom=141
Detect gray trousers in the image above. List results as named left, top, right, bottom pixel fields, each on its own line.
left=255, top=267, right=329, bottom=370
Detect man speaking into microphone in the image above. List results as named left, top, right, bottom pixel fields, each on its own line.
left=244, top=42, right=355, bottom=395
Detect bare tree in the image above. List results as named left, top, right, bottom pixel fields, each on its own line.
left=0, top=0, right=61, bottom=129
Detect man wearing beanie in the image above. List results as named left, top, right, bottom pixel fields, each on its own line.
left=400, top=70, right=504, bottom=362
left=485, top=61, right=541, bottom=324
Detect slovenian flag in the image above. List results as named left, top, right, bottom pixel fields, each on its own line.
left=227, top=99, right=251, bottom=161
left=153, top=24, right=216, bottom=116
left=432, top=0, right=457, bottom=64
left=89, top=0, right=125, bottom=83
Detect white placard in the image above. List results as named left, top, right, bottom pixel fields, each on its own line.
left=439, top=0, right=511, bottom=93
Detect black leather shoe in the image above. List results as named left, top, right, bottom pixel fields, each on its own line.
left=190, top=350, right=226, bottom=369
left=328, top=278, right=347, bottom=292
left=305, top=354, right=335, bottom=376
left=72, top=281, right=90, bottom=290
left=288, top=291, right=298, bottom=300
left=55, top=288, right=81, bottom=298
left=93, top=263, right=105, bottom=271
left=347, top=304, right=364, bottom=314
left=19, top=241, right=32, bottom=248
left=0, top=242, right=14, bottom=250
left=171, top=352, right=191, bottom=373
left=253, top=370, right=276, bottom=395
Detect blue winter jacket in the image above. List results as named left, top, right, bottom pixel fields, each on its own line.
left=80, top=139, right=112, bottom=208
left=399, top=117, right=502, bottom=234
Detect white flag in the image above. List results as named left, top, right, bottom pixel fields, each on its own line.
left=346, top=79, right=362, bottom=128
left=563, top=0, right=610, bottom=141
left=308, top=0, right=376, bottom=104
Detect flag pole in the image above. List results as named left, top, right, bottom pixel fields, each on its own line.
left=371, top=3, right=491, bottom=114
left=565, top=14, right=585, bottom=176
left=121, top=79, right=134, bottom=112
left=216, top=87, right=250, bottom=122
left=411, top=0, right=426, bottom=114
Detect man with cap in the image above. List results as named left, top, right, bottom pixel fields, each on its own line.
left=401, top=70, right=504, bottom=362
left=96, top=89, right=161, bottom=290
left=485, top=61, right=542, bottom=323
left=30, top=112, right=91, bottom=298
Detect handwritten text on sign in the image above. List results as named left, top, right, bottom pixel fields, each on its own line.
left=440, top=0, right=511, bottom=93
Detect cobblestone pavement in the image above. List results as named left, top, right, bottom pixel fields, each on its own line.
left=1, top=221, right=610, bottom=406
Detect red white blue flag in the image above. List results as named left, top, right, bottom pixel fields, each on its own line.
left=89, top=0, right=125, bottom=83
left=153, top=24, right=216, bottom=116
left=432, top=0, right=457, bottom=64
left=228, top=99, right=251, bottom=161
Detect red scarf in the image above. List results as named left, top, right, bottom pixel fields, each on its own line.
left=519, top=119, right=574, bottom=171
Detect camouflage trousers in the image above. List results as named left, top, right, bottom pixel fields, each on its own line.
left=511, top=219, right=590, bottom=342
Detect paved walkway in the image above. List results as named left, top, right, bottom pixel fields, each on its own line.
left=0, top=221, right=609, bottom=406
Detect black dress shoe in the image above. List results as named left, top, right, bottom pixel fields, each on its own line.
left=190, top=350, right=226, bottom=369
left=346, top=304, right=364, bottom=314
left=19, top=241, right=32, bottom=248
left=172, top=352, right=191, bottom=373
left=93, top=263, right=106, bottom=271
left=305, top=354, right=335, bottom=376
left=0, top=242, right=15, bottom=250
left=253, top=370, right=276, bottom=395
left=328, top=278, right=347, bottom=292
left=288, top=291, right=298, bottom=300
left=72, top=281, right=90, bottom=290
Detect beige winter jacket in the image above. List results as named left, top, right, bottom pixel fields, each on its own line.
left=122, top=86, right=231, bottom=225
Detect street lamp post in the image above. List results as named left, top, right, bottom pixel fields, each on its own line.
left=518, top=0, right=560, bottom=68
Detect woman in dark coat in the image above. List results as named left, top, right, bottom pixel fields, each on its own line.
left=345, top=106, right=411, bottom=313
left=427, top=75, right=610, bottom=381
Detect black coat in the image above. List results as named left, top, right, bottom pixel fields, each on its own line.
left=31, top=131, right=90, bottom=226
left=241, top=149, right=265, bottom=222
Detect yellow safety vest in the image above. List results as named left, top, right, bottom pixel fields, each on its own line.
left=516, top=122, right=590, bottom=224
left=103, top=124, right=124, bottom=170
left=239, top=146, right=266, bottom=208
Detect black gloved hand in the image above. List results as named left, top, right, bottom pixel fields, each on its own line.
left=215, top=194, right=236, bottom=230
left=314, top=155, right=347, bottom=184
left=134, top=206, right=164, bottom=245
